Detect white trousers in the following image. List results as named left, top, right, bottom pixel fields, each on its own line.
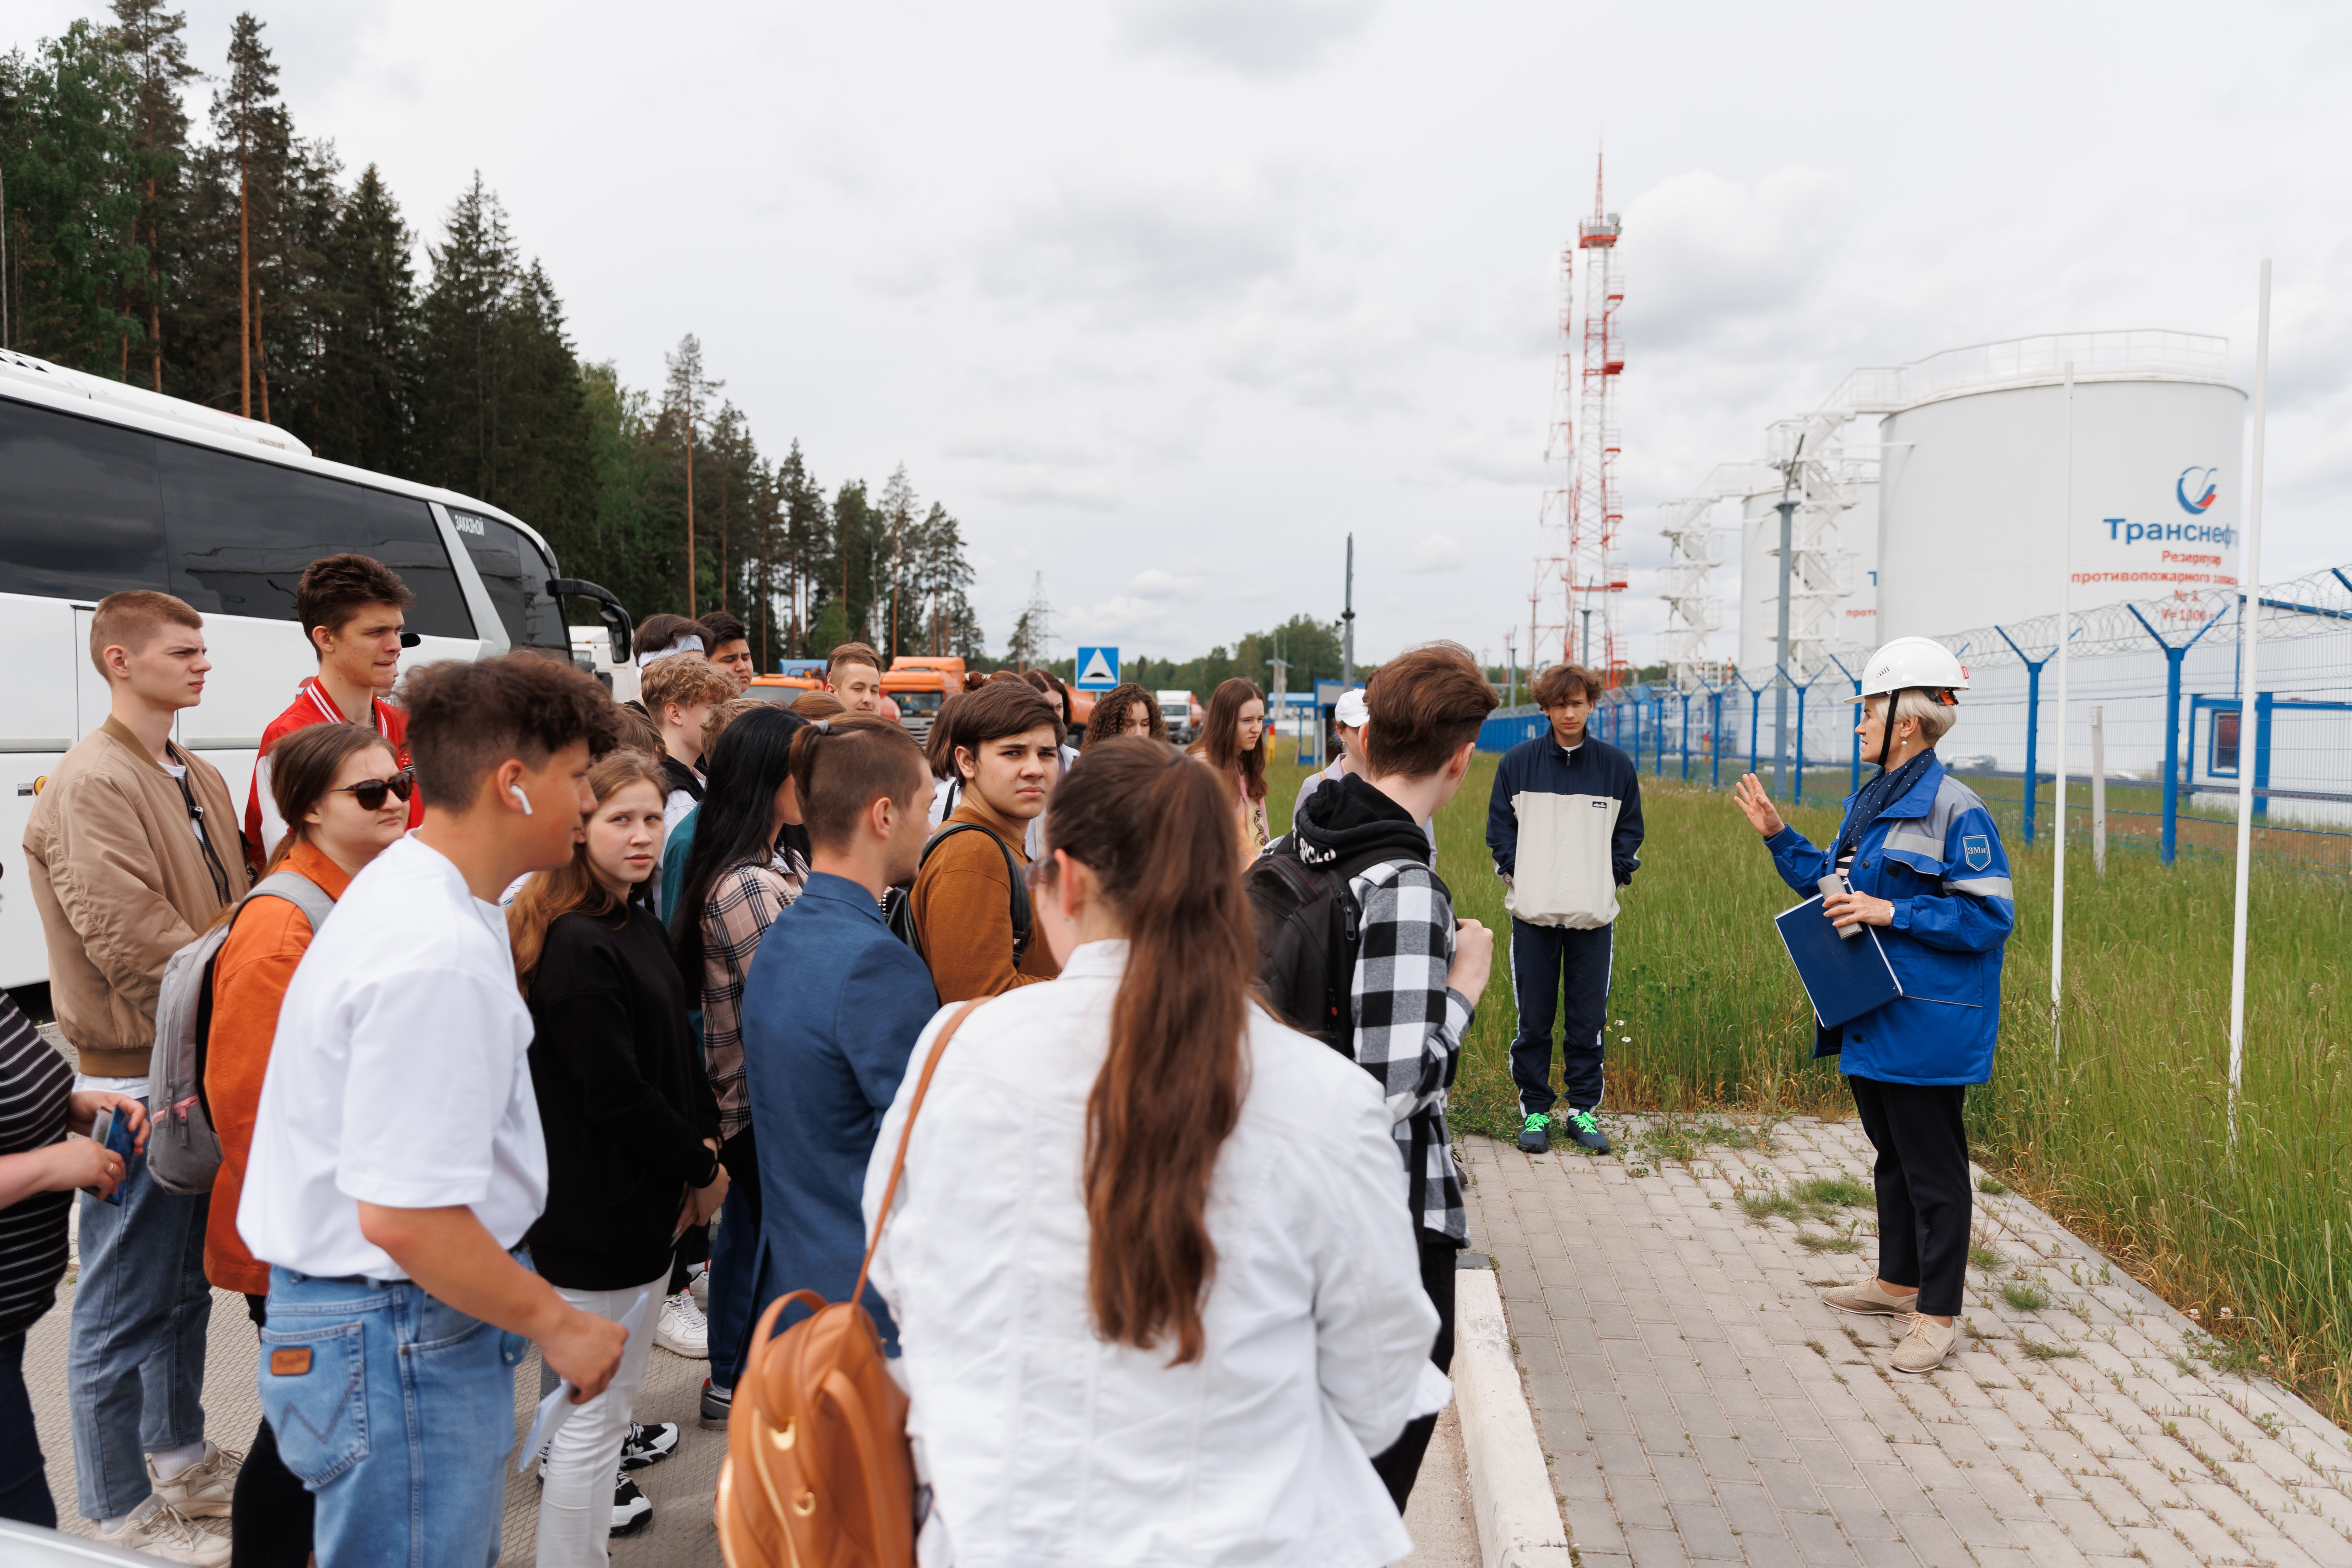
left=533, top=1267, right=668, bottom=1568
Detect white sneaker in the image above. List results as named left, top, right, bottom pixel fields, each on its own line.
left=686, top=1260, right=710, bottom=1312
left=100, top=1495, right=231, bottom=1566
left=147, top=1441, right=240, bottom=1518
left=656, top=1290, right=708, bottom=1359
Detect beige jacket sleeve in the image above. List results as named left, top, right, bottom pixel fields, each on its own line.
left=41, top=770, right=204, bottom=1018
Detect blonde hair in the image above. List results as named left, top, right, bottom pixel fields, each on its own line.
left=507, top=751, right=668, bottom=986
left=640, top=654, right=737, bottom=719
left=1867, top=689, right=1958, bottom=746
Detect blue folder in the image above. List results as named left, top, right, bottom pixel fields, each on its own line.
left=1773, top=895, right=1903, bottom=1029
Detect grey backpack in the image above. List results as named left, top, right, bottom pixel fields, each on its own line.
left=146, top=871, right=336, bottom=1197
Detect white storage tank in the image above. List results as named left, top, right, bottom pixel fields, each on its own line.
left=1875, top=332, right=2245, bottom=643
left=1736, top=484, right=1784, bottom=674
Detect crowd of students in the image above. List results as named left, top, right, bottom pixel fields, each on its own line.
left=0, top=552, right=1704, bottom=1568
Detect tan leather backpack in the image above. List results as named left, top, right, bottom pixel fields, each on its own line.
left=716, top=999, right=981, bottom=1568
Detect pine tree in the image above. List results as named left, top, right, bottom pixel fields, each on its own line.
left=106, top=0, right=197, bottom=389
left=414, top=172, right=517, bottom=492
left=660, top=334, right=722, bottom=615
left=303, top=163, right=414, bottom=471
left=212, top=12, right=289, bottom=420
left=0, top=23, right=142, bottom=368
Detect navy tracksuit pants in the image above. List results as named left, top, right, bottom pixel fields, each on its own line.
left=1508, top=918, right=1612, bottom=1117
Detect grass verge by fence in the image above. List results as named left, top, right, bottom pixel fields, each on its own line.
left=1265, top=753, right=2350, bottom=1429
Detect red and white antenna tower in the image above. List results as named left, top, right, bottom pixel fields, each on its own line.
left=1530, top=151, right=1627, bottom=685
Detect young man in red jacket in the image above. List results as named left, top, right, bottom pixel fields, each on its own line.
left=244, top=554, right=422, bottom=858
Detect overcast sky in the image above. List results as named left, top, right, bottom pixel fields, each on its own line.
left=22, top=0, right=2352, bottom=672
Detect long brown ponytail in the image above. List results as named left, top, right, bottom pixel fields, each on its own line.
left=1036, top=736, right=1255, bottom=1364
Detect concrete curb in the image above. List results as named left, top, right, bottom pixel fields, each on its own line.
left=1452, top=1267, right=1573, bottom=1568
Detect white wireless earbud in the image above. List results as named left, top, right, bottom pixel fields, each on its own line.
left=511, top=784, right=534, bottom=816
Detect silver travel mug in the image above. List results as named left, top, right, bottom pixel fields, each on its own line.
left=1819, top=874, right=1862, bottom=940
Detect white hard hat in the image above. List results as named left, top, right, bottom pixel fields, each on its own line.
left=1854, top=637, right=1969, bottom=703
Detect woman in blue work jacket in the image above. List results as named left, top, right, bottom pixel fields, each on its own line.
left=1732, top=636, right=2012, bottom=1377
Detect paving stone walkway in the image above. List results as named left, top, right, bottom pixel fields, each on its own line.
left=1461, top=1115, right=2352, bottom=1568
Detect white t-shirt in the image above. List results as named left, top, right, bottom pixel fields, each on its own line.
left=239, top=835, right=547, bottom=1280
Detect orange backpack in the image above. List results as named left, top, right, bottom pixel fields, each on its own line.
left=716, top=999, right=981, bottom=1568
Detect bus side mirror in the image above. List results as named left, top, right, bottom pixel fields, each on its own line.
left=547, top=579, right=634, bottom=664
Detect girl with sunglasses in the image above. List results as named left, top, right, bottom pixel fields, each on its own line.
left=202, top=721, right=413, bottom=1568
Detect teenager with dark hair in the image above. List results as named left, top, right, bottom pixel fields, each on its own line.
left=511, top=751, right=725, bottom=1561
left=245, top=554, right=420, bottom=856
left=1189, top=676, right=1271, bottom=864
left=695, top=611, right=754, bottom=692
left=908, top=681, right=1064, bottom=1002
left=739, top=717, right=935, bottom=1350
left=923, top=691, right=968, bottom=829
left=207, top=723, right=410, bottom=1568
left=1485, top=661, right=1644, bottom=1156
left=667, top=705, right=813, bottom=1426
left=864, top=737, right=1437, bottom=1562
left=1294, top=640, right=1498, bottom=1509
left=631, top=614, right=703, bottom=665
left=1020, top=667, right=1073, bottom=729
left=1083, top=681, right=1164, bottom=746
left=240, top=654, right=626, bottom=1568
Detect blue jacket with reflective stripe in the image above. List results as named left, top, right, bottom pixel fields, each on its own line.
left=1763, top=752, right=2013, bottom=1086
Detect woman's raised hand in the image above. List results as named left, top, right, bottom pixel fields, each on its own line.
left=1732, top=775, right=1786, bottom=838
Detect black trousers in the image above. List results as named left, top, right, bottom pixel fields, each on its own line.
left=1369, top=1230, right=1458, bottom=1513
left=0, top=1332, right=55, bottom=1528
left=233, top=1295, right=313, bottom=1568
left=1847, top=1076, right=1971, bottom=1316
left=1508, top=919, right=1612, bottom=1116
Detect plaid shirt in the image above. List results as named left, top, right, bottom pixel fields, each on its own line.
left=699, top=850, right=809, bottom=1138
left=1346, top=859, right=1474, bottom=1242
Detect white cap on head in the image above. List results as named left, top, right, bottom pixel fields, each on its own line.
left=1334, top=688, right=1370, bottom=727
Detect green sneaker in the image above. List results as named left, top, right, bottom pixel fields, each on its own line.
left=1559, top=1107, right=1610, bottom=1153
left=1518, top=1113, right=1551, bottom=1152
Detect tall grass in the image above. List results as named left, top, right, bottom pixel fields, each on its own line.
left=1266, top=755, right=2352, bottom=1427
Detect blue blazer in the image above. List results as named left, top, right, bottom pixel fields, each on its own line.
left=740, top=872, right=941, bottom=1344
left=1764, top=754, right=2013, bottom=1086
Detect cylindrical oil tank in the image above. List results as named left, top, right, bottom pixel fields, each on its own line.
left=1876, top=354, right=2244, bottom=643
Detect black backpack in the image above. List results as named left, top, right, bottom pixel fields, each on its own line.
left=1246, top=833, right=1451, bottom=1057
left=887, top=823, right=1032, bottom=969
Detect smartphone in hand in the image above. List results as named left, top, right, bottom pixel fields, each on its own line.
left=84, top=1107, right=137, bottom=1205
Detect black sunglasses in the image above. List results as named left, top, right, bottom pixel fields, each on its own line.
left=331, top=769, right=415, bottom=811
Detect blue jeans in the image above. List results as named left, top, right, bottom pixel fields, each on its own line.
left=68, top=1105, right=212, bottom=1521
left=707, top=1180, right=758, bottom=1390
left=259, top=1266, right=526, bottom=1568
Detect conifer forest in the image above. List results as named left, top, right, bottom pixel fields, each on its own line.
left=0, top=3, right=983, bottom=666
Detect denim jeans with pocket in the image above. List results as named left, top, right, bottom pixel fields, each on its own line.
left=259, top=1264, right=525, bottom=1568
left=67, top=1102, right=213, bottom=1521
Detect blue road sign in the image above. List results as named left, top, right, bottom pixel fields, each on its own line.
left=1074, top=647, right=1121, bottom=690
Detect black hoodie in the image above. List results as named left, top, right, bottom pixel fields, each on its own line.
left=1293, top=772, right=1437, bottom=872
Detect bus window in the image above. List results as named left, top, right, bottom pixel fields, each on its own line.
left=157, top=438, right=474, bottom=638
left=449, top=511, right=569, bottom=653
left=0, top=401, right=169, bottom=600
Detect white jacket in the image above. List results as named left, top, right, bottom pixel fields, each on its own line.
left=864, top=940, right=1440, bottom=1567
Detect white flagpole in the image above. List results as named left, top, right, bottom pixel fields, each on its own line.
left=2051, top=363, right=2073, bottom=1053
left=2227, top=260, right=2271, bottom=1141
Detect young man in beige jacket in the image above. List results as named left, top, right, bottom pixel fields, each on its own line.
left=23, top=591, right=250, bottom=1563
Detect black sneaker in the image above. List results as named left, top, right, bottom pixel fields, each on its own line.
left=1559, top=1107, right=1610, bottom=1153
left=610, top=1471, right=653, bottom=1536
left=1518, top=1113, right=1551, bottom=1152
left=698, top=1378, right=732, bottom=1431
left=620, top=1421, right=679, bottom=1470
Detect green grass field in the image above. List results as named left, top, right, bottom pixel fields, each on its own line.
left=1264, top=751, right=2351, bottom=1428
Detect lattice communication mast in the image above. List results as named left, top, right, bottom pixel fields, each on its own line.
left=1532, top=154, right=1628, bottom=685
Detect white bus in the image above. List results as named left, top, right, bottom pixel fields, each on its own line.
left=0, top=347, right=634, bottom=990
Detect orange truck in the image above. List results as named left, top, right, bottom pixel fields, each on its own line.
left=882, top=657, right=966, bottom=744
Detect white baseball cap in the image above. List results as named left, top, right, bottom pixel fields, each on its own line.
left=1334, top=688, right=1370, bottom=727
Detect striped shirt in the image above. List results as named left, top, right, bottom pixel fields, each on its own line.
left=698, top=850, right=810, bottom=1138
left=0, top=996, right=74, bottom=1340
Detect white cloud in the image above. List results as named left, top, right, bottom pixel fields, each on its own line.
left=1116, top=0, right=1384, bottom=78
left=1407, top=534, right=1466, bottom=573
